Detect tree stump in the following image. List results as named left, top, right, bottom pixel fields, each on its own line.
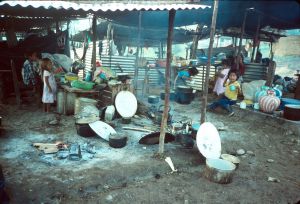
left=203, top=159, right=236, bottom=184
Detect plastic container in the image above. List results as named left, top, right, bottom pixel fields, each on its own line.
left=240, top=101, right=247, bottom=109
left=85, top=71, right=92, bottom=82
left=75, top=97, right=98, bottom=115
left=57, top=89, right=64, bottom=114
left=71, top=80, right=95, bottom=90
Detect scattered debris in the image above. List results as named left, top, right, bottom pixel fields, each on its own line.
left=268, top=177, right=280, bottom=183
left=293, top=150, right=299, bottom=153
left=69, top=144, right=82, bottom=161
left=122, top=126, right=153, bottom=133
left=33, top=142, right=66, bottom=154
left=165, top=157, right=177, bottom=173
left=246, top=150, right=255, bottom=156
left=267, top=159, right=274, bottom=163
left=236, top=149, right=246, bottom=156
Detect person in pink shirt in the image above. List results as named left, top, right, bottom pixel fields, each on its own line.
left=213, top=59, right=231, bottom=97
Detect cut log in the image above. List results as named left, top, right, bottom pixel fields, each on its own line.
left=203, top=158, right=236, bottom=184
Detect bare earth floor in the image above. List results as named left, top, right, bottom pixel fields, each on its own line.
left=0, top=98, right=300, bottom=204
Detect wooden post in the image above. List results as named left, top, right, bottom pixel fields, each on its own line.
left=266, top=61, right=276, bottom=87
left=200, top=0, right=219, bottom=124
left=251, top=16, right=260, bottom=62
left=134, top=11, right=142, bottom=92
left=265, top=42, right=275, bottom=87
left=191, top=24, right=201, bottom=59
left=10, top=60, right=21, bottom=107
left=236, top=8, right=249, bottom=71
left=56, top=20, right=59, bottom=33
left=158, top=9, right=176, bottom=155
left=91, top=15, right=97, bottom=78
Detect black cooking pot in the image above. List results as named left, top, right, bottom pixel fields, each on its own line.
left=75, top=122, right=97, bottom=137
left=148, top=95, right=159, bottom=104
left=160, top=91, right=176, bottom=101
left=117, top=73, right=130, bottom=82
left=176, top=86, right=193, bottom=93
left=109, top=134, right=127, bottom=148
left=283, top=105, right=300, bottom=121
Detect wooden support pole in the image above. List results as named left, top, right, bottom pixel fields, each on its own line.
left=266, top=61, right=276, bottom=87
left=200, top=0, right=219, bottom=124
left=251, top=16, right=260, bottom=62
left=191, top=24, right=201, bottom=59
left=236, top=8, right=249, bottom=71
left=134, top=11, right=142, bottom=92
left=158, top=9, right=176, bottom=155
left=91, top=15, right=97, bottom=77
left=56, top=20, right=59, bottom=33
left=10, top=59, right=21, bottom=107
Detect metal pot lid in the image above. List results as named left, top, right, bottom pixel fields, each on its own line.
left=196, top=122, right=221, bottom=159
left=115, top=91, right=137, bottom=118
left=148, top=95, right=159, bottom=99
left=88, top=121, right=116, bottom=141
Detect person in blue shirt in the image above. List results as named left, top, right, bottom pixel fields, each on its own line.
left=174, top=66, right=199, bottom=89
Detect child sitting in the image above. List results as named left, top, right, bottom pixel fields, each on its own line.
left=41, top=58, right=57, bottom=113
left=208, top=71, right=241, bottom=116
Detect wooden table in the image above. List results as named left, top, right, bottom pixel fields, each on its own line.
left=59, top=85, right=100, bottom=115
left=294, top=74, right=300, bottom=100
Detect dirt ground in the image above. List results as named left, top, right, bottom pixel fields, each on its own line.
left=0, top=96, right=300, bottom=204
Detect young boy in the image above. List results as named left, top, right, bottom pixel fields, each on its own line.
left=208, top=71, right=241, bottom=116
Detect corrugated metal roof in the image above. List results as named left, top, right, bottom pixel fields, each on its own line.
left=0, top=1, right=210, bottom=13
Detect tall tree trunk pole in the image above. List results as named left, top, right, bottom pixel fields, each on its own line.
left=91, top=15, right=97, bottom=77
left=200, top=0, right=219, bottom=124
left=251, top=16, right=260, bottom=62
left=237, top=8, right=250, bottom=70
left=134, top=11, right=142, bottom=92
left=158, top=9, right=176, bottom=155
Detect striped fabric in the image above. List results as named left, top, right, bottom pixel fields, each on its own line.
left=259, top=95, right=281, bottom=113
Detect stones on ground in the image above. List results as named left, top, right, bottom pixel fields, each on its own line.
left=267, top=159, right=274, bottom=163
left=236, top=149, right=246, bottom=155
left=246, top=150, right=255, bottom=156
left=268, top=177, right=280, bottom=183
left=106, top=194, right=113, bottom=202
left=143, top=146, right=147, bottom=150
left=213, top=121, right=227, bottom=131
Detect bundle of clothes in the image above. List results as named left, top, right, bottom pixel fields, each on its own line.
left=273, top=75, right=297, bottom=93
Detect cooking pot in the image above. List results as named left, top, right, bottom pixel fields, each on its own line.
left=160, top=91, right=176, bottom=101
left=109, top=134, right=127, bottom=148
left=283, top=105, right=300, bottom=121
left=75, top=117, right=98, bottom=137
left=155, top=105, right=172, bottom=124
left=117, top=73, right=130, bottom=82
left=176, top=86, right=193, bottom=93
left=148, top=95, right=159, bottom=104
